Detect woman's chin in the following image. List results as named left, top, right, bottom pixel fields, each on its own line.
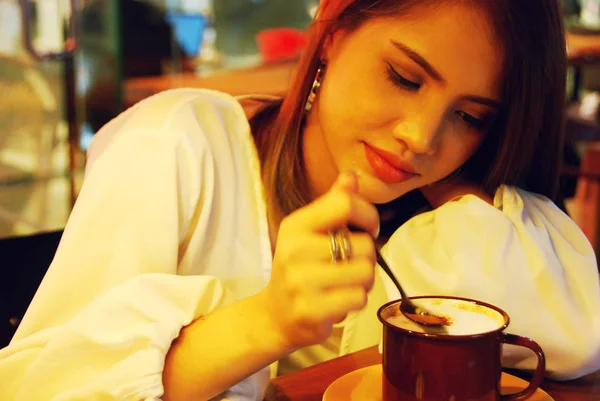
left=356, top=174, right=418, bottom=204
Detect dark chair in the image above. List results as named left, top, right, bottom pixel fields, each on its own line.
left=0, top=230, right=62, bottom=348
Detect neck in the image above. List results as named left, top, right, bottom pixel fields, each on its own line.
left=420, top=179, right=493, bottom=208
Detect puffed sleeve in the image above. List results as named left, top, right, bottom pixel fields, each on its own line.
left=381, top=185, right=600, bottom=380
left=0, top=126, right=269, bottom=400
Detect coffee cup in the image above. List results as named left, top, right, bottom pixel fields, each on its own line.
left=377, top=296, right=545, bottom=401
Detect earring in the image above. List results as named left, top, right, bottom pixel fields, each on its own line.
left=305, top=64, right=326, bottom=112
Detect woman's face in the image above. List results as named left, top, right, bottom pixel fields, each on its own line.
left=303, top=2, right=504, bottom=204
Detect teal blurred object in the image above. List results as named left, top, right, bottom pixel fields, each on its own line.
left=214, top=0, right=314, bottom=56
left=165, top=12, right=207, bottom=57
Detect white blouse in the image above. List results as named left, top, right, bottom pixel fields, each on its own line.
left=0, top=89, right=598, bottom=401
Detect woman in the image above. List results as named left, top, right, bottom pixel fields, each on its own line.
left=1, top=0, right=599, bottom=400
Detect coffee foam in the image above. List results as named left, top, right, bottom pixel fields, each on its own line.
left=384, top=298, right=505, bottom=335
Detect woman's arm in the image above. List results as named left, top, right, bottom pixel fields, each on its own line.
left=2, top=121, right=286, bottom=400
left=163, top=291, right=287, bottom=401
left=1, top=115, right=379, bottom=400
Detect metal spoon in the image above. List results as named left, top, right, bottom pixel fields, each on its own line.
left=374, top=247, right=448, bottom=327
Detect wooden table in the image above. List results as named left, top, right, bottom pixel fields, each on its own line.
left=264, top=346, right=600, bottom=401
left=124, top=60, right=297, bottom=108
left=567, top=32, right=600, bottom=67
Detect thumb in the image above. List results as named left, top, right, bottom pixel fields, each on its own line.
left=331, top=170, right=359, bottom=194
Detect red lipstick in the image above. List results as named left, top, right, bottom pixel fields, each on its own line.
left=364, top=143, right=418, bottom=184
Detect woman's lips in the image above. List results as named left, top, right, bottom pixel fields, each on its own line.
left=363, top=143, right=419, bottom=184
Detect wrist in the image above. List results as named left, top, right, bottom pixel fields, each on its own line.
left=248, top=289, right=295, bottom=356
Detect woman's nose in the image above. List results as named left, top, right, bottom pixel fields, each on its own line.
left=392, top=117, right=442, bottom=155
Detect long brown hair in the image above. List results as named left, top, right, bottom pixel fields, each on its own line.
left=250, top=0, right=567, bottom=224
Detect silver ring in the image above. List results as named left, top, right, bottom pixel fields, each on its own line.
left=329, top=229, right=352, bottom=263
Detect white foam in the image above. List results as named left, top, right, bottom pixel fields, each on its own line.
left=384, top=298, right=505, bottom=336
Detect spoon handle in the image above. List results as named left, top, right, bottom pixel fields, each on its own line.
left=374, top=247, right=409, bottom=300
left=347, top=225, right=410, bottom=300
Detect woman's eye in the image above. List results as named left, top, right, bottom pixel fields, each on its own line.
left=386, top=63, right=421, bottom=91
left=455, top=110, right=491, bottom=132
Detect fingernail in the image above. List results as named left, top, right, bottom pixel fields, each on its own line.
left=342, top=170, right=359, bottom=184
left=343, top=169, right=357, bottom=179
left=374, top=223, right=380, bottom=239
left=334, top=170, right=354, bottom=187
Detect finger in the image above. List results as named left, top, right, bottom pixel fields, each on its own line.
left=291, top=286, right=368, bottom=325
left=285, top=190, right=379, bottom=239
left=321, top=258, right=375, bottom=292
left=276, top=232, right=375, bottom=264
left=320, top=286, right=369, bottom=319
left=330, top=170, right=359, bottom=193
left=318, top=190, right=380, bottom=237
left=332, top=313, right=348, bottom=324
left=287, top=258, right=375, bottom=292
left=329, top=171, right=378, bottom=236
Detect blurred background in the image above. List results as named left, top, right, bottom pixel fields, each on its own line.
left=0, top=0, right=315, bottom=238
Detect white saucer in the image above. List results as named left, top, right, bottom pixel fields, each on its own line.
left=323, top=364, right=554, bottom=401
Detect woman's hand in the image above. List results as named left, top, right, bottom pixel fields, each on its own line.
left=163, top=171, right=379, bottom=401
left=260, top=172, right=380, bottom=352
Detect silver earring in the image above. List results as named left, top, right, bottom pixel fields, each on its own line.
left=305, top=64, right=325, bottom=112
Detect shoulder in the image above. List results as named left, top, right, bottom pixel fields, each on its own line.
left=87, top=89, right=252, bottom=169
left=117, top=88, right=249, bottom=138
left=422, top=183, right=563, bottom=222
left=428, top=184, right=566, bottom=224
left=384, top=185, right=595, bottom=277
left=409, top=185, right=593, bottom=255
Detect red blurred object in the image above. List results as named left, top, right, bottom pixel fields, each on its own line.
left=256, top=28, right=308, bottom=63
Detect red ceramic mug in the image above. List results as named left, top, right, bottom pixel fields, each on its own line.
left=377, top=296, right=546, bottom=401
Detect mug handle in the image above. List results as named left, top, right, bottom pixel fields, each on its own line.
left=500, top=333, right=546, bottom=400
